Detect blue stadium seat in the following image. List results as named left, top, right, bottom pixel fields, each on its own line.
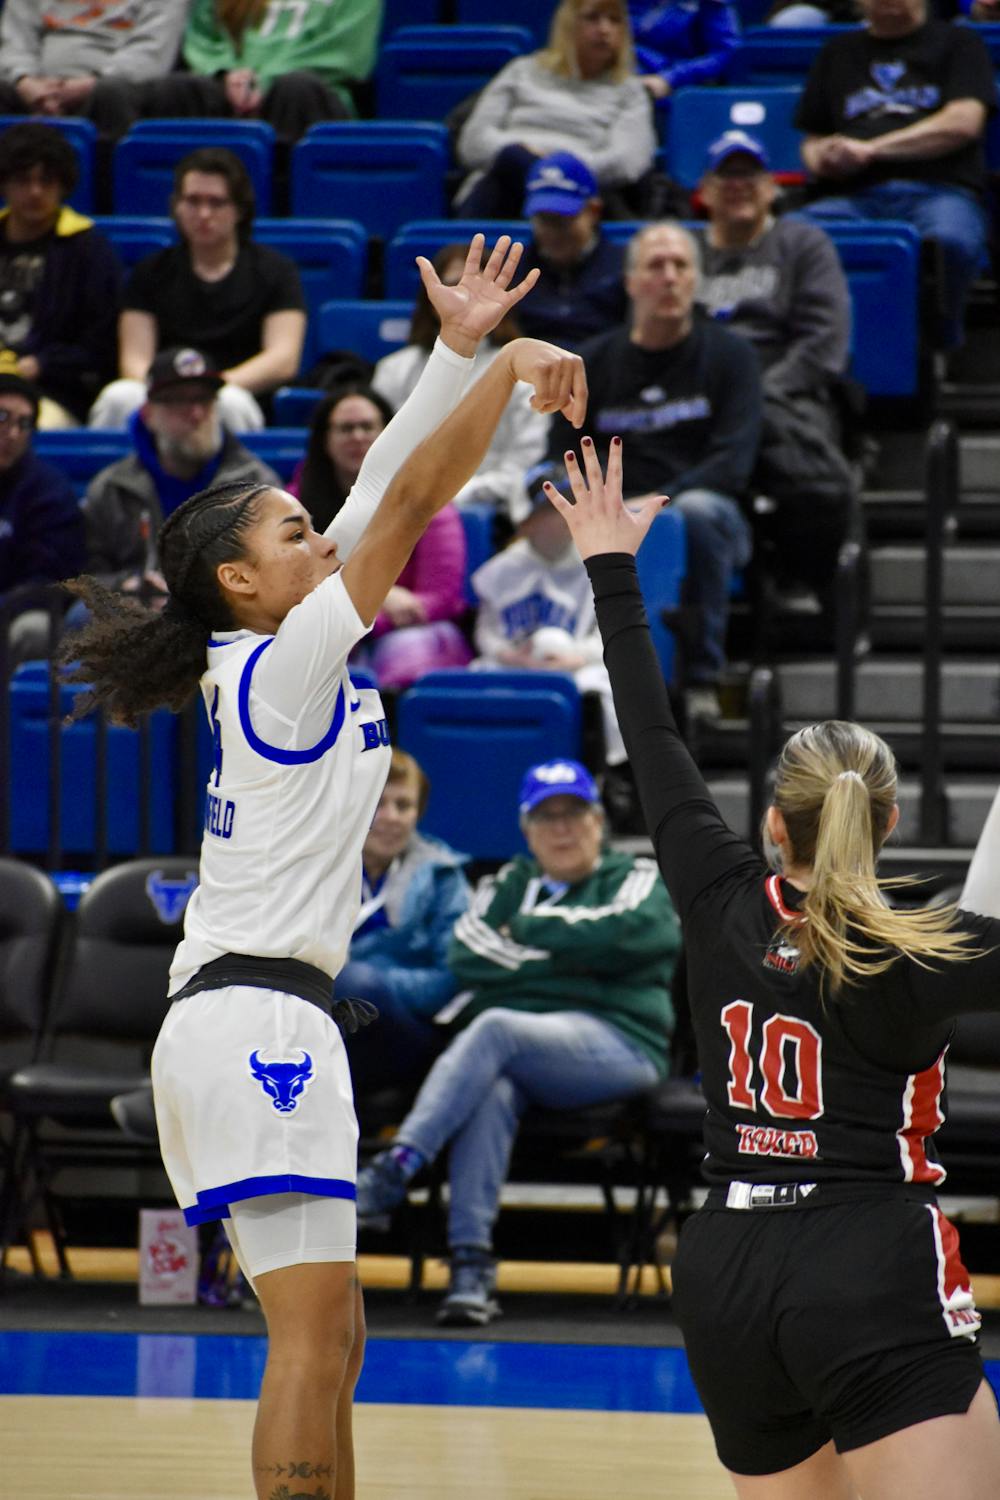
left=35, top=430, right=130, bottom=495
left=91, top=215, right=175, bottom=269
left=383, top=0, right=440, bottom=31
left=272, top=387, right=325, bottom=426
left=292, top=124, right=449, bottom=238
left=457, top=0, right=554, bottom=47
left=114, top=120, right=275, bottom=215
left=386, top=219, right=529, bottom=298
left=819, top=222, right=921, bottom=398
left=633, top=510, right=686, bottom=683
left=397, top=676, right=581, bottom=859
left=255, top=218, right=368, bottom=370
left=316, top=300, right=412, bottom=364
left=666, top=86, right=804, bottom=189
left=457, top=502, right=496, bottom=604
left=731, top=26, right=860, bottom=84
left=0, top=116, right=96, bottom=214
left=8, top=664, right=175, bottom=856
left=376, top=26, right=534, bottom=121
left=242, top=429, right=306, bottom=481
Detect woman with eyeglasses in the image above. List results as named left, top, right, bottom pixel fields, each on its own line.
left=289, top=385, right=472, bottom=689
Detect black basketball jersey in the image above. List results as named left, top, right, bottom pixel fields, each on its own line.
left=587, top=555, right=1000, bottom=1189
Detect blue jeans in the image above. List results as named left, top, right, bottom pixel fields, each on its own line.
left=397, top=1007, right=659, bottom=1251
left=803, top=180, right=988, bottom=349
left=339, top=960, right=444, bottom=1096
left=672, top=488, right=753, bottom=685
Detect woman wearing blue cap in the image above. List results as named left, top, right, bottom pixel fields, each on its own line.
left=356, top=756, right=680, bottom=1325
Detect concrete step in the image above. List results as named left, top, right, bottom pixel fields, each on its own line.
left=870, top=545, right=1000, bottom=607
left=778, top=659, right=1000, bottom=724
left=869, top=604, right=1000, bottom=652
left=706, top=772, right=997, bottom=848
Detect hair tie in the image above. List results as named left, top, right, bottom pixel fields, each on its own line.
left=836, top=770, right=865, bottom=785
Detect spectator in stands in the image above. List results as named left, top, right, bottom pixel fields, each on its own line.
left=796, top=0, right=996, bottom=349
left=374, top=242, right=549, bottom=526
left=0, top=123, right=120, bottom=427
left=290, top=387, right=471, bottom=689
left=82, top=347, right=279, bottom=602
left=629, top=0, right=740, bottom=103
left=512, top=153, right=629, bottom=352
left=89, top=149, right=305, bottom=432
left=345, top=749, right=471, bottom=1100
left=0, top=364, right=85, bottom=662
left=180, top=0, right=383, bottom=139
left=0, top=1, right=190, bottom=140
left=470, top=484, right=628, bottom=770
left=696, top=130, right=854, bottom=615
left=356, top=758, right=679, bottom=1326
left=455, top=0, right=656, bottom=220
left=547, top=222, right=762, bottom=721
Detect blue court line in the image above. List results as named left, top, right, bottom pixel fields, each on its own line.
left=1, top=1332, right=997, bottom=1413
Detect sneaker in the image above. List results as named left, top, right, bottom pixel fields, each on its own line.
left=436, top=1249, right=501, bottom=1327
left=684, top=685, right=722, bottom=725
left=355, top=1150, right=410, bottom=1227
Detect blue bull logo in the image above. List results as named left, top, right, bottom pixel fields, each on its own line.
left=145, top=870, right=198, bottom=925
left=249, top=1050, right=315, bottom=1113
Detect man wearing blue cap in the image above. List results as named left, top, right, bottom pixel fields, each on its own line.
left=697, top=130, right=854, bottom=618
left=513, top=151, right=629, bottom=351
left=356, top=757, right=679, bottom=1325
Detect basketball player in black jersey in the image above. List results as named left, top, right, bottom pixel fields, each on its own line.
left=544, top=438, right=1000, bottom=1499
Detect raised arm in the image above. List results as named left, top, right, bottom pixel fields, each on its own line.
left=544, top=440, right=759, bottom=916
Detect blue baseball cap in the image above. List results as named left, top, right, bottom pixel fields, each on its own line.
left=523, top=152, right=598, bottom=217
left=519, top=760, right=601, bottom=817
left=705, top=129, right=770, bottom=173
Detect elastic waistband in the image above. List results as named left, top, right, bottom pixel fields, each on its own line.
left=705, top=1179, right=938, bottom=1212
left=170, top=953, right=333, bottom=1017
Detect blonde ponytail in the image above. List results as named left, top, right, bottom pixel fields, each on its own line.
left=771, top=721, right=978, bottom=995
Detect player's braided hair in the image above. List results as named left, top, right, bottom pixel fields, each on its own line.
left=769, top=720, right=979, bottom=994
left=60, top=480, right=273, bottom=728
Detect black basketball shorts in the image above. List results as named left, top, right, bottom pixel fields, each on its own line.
left=670, top=1190, right=988, bottom=1476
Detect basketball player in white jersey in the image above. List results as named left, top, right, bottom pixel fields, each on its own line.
left=61, top=234, right=587, bottom=1500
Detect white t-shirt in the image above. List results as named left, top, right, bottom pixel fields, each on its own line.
left=169, top=338, right=474, bottom=991
left=471, top=536, right=604, bottom=664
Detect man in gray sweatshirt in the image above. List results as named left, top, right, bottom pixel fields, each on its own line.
left=0, top=1, right=193, bottom=139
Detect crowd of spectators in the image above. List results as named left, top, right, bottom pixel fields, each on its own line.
left=1, top=0, right=998, bottom=1331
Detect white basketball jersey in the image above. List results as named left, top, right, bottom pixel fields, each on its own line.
left=169, top=571, right=391, bottom=992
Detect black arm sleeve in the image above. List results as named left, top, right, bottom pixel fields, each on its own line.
left=586, top=552, right=761, bottom=918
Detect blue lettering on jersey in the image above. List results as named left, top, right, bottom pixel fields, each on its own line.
left=361, top=717, right=390, bottom=752
left=204, top=791, right=236, bottom=839
left=208, top=686, right=223, bottom=787
left=500, top=593, right=579, bottom=639
left=595, top=394, right=711, bottom=435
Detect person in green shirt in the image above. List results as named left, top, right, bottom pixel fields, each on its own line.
left=182, top=0, right=384, bottom=138
left=356, top=757, right=681, bottom=1326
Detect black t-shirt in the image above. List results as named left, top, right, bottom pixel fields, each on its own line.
left=0, top=228, right=51, bottom=352
left=796, top=20, right=996, bottom=196
left=586, top=552, right=1000, bottom=1189
left=124, top=241, right=305, bottom=371
left=547, top=318, right=762, bottom=501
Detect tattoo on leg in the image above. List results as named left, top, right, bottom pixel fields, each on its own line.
left=268, top=1487, right=332, bottom=1500
left=255, top=1465, right=333, bottom=1480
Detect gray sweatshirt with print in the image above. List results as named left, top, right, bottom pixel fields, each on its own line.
left=0, top=0, right=189, bottom=85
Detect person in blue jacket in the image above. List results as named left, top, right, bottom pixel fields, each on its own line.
left=630, top=0, right=741, bottom=103
left=344, top=748, right=471, bottom=1099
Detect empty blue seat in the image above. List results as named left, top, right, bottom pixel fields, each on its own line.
left=819, top=222, right=921, bottom=398
left=272, top=387, right=325, bottom=426
left=457, top=0, right=553, bottom=47
left=376, top=26, right=534, bottom=121
left=316, top=300, right=412, bottom=365
left=8, top=665, right=175, bottom=856
left=383, top=0, right=440, bottom=30
left=386, top=219, right=529, bottom=298
left=0, top=116, right=96, bottom=214
left=633, top=509, right=686, bottom=683
left=91, top=215, right=176, bottom=269
left=114, top=120, right=275, bottom=215
left=292, top=124, right=448, bottom=238
left=731, top=26, right=860, bottom=84
left=457, top=502, right=496, bottom=604
left=242, top=429, right=306, bottom=481
left=397, top=677, right=581, bottom=859
left=666, top=86, right=804, bottom=190
left=35, top=430, right=131, bottom=495
left=255, top=217, right=367, bottom=369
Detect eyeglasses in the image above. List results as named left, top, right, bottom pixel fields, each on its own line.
left=329, top=420, right=380, bottom=436
left=0, top=410, right=34, bottom=433
left=177, top=193, right=234, bottom=213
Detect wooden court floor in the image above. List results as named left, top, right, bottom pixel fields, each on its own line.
left=1, top=1397, right=733, bottom=1499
